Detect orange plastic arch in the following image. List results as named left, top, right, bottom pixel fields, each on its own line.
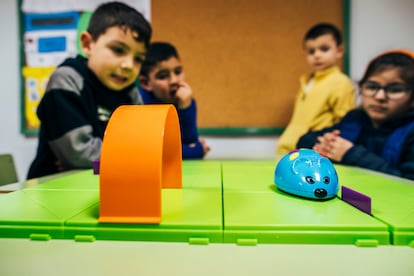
left=99, top=105, right=182, bottom=224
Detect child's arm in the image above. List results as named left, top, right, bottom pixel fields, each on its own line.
left=182, top=139, right=210, bottom=159
left=296, top=126, right=337, bottom=149
left=176, top=99, right=209, bottom=159
left=175, top=81, right=193, bottom=109
left=308, top=128, right=414, bottom=180
left=329, top=79, right=356, bottom=122
left=38, top=68, right=103, bottom=170
left=340, top=140, right=414, bottom=180
left=313, top=130, right=353, bottom=161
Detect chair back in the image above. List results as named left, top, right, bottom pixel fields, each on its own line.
left=0, top=154, right=18, bottom=186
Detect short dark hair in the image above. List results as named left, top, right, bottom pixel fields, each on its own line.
left=87, top=1, right=152, bottom=49
left=359, top=51, right=414, bottom=90
left=139, top=42, right=180, bottom=77
left=304, top=23, right=342, bottom=46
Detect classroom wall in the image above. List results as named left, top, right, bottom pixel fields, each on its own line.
left=0, top=0, right=39, bottom=181
left=1, top=0, right=413, bottom=180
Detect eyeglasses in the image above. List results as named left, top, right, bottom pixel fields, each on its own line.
left=361, top=81, right=412, bottom=100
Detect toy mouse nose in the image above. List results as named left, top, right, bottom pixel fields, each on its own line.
left=314, top=188, right=327, bottom=198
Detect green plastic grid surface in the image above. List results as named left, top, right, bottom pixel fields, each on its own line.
left=0, top=161, right=413, bottom=246
left=222, top=162, right=389, bottom=245
left=336, top=165, right=414, bottom=246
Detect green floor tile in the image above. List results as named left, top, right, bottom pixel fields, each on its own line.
left=335, top=165, right=414, bottom=245
left=64, top=189, right=223, bottom=243
left=0, top=191, right=64, bottom=238
left=223, top=190, right=389, bottom=245
left=22, top=189, right=99, bottom=218
left=222, top=161, right=276, bottom=192
left=182, top=161, right=222, bottom=188
left=25, top=170, right=98, bottom=190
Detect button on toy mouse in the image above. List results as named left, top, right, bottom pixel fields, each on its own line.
left=274, top=149, right=339, bottom=200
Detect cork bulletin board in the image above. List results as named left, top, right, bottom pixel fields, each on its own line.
left=19, top=0, right=348, bottom=136
left=150, top=0, right=348, bottom=134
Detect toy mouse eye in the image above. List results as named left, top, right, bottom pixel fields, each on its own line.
left=323, top=177, right=330, bottom=184
left=305, top=176, right=315, bottom=184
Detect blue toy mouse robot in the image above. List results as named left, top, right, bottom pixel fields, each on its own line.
left=274, top=149, right=339, bottom=200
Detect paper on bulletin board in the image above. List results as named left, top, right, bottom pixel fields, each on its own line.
left=24, top=30, right=78, bottom=67
left=21, top=0, right=151, bottom=21
left=22, top=66, right=56, bottom=130
left=23, top=10, right=80, bottom=67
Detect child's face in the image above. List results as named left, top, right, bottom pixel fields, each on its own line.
left=304, top=33, right=343, bottom=72
left=361, top=67, right=413, bottom=127
left=81, top=26, right=147, bottom=91
left=140, top=57, right=185, bottom=103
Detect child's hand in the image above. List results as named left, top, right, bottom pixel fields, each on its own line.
left=175, top=81, right=193, bottom=109
left=199, top=138, right=210, bottom=157
left=188, top=138, right=210, bottom=157
left=55, top=160, right=65, bottom=172
left=313, top=130, right=353, bottom=162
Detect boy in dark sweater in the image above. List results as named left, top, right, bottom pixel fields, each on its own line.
left=138, top=42, right=210, bottom=159
left=27, top=2, right=152, bottom=179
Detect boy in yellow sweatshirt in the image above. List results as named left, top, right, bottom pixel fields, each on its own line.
left=276, top=22, right=356, bottom=157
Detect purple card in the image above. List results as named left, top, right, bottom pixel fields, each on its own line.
left=93, top=160, right=100, bottom=175
left=341, top=186, right=371, bottom=215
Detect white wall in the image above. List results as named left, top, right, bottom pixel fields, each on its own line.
left=0, top=0, right=38, bottom=181
left=1, top=0, right=414, bottom=180
left=349, top=0, right=414, bottom=81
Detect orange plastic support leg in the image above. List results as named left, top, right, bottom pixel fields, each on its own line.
left=99, top=105, right=182, bottom=224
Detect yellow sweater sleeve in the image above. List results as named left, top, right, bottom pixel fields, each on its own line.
left=276, top=66, right=356, bottom=156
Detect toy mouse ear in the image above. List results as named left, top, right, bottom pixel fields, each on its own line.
left=319, top=158, right=336, bottom=174
left=291, top=157, right=312, bottom=174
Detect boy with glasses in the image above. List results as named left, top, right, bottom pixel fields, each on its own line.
left=297, top=50, right=414, bottom=180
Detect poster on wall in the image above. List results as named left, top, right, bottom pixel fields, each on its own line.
left=20, top=0, right=151, bottom=135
